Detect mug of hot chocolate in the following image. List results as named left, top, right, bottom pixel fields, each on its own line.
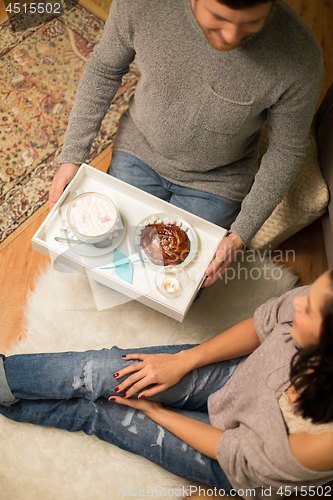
left=67, top=192, right=119, bottom=244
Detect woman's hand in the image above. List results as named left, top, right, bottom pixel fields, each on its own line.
left=109, top=395, right=222, bottom=460
left=109, top=395, right=163, bottom=418
left=112, top=352, right=190, bottom=399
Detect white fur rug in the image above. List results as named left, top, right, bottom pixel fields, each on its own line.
left=0, top=257, right=298, bottom=500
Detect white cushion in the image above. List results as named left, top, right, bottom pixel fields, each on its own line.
left=248, top=122, right=329, bottom=250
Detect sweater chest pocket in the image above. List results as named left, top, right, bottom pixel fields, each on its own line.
left=194, top=87, right=255, bottom=135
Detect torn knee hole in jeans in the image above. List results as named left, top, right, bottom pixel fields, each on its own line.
left=72, top=361, right=94, bottom=392
left=120, top=408, right=165, bottom=447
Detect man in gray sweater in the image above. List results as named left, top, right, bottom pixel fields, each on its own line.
left=50, top=0, right=323, bottom=284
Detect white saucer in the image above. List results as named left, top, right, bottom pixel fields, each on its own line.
left=62, top=212, right=126, bottom=257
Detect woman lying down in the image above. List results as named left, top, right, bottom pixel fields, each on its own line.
left=1, top=271, right=333, bottom=499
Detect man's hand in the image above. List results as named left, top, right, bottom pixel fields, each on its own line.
left=112, top=352, right=191, bottom=400
left=49, top=163, right=80, bottom=210
left=202, top=232, right=244, bottom=287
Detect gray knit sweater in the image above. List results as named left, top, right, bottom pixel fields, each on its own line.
left=208, top=286, right=333, bottom=498
left=60, top=0, right=323, bottom=244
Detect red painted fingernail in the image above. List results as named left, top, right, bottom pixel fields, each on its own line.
left=123, top=393, right=127, bottom=398
left=109, top=397, right=116, bottom=401
left=139, top=395, right=145, bottom=399
left=114, top=387, right=120, bottom=392
left=113, top=373, right=119, bottom=378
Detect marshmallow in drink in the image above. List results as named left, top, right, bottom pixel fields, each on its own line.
left=68, top=193, right=117, bottom=239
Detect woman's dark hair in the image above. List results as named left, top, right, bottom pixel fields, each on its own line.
left=289, top=270, right=333, bottom=424
left=216, top=0, right=274, bottom=8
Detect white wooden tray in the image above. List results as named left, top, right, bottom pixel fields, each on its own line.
left=32, top=164, right=227, bottom=321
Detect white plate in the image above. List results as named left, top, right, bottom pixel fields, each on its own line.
left=133, top=213, right=198, bottom=269
left=61, top=212, right=126, bottom=257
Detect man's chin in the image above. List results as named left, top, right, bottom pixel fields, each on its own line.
left=215, top=43, right=239, bottom=52
left=210, top=42, right=240, bottom=52
left=206, top=33, right=242, bottom=52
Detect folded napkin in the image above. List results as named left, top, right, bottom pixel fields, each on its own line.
left=101, top=249, right=146, bottom=284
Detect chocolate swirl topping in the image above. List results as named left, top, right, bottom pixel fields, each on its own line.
left=140, top=223, right=190, bottom=266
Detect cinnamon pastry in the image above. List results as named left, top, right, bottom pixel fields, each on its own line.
left=140, top=223, right=190, bottom=266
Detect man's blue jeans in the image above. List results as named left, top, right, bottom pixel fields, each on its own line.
left=108, top=152, right=241, bottom=229
left=0, top=345, right=241, bottom=491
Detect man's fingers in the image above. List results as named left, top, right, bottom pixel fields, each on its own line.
left=48, top=175, right=66, bottom=209
left=203, top=233, right=244, bottom=286
left=48, top=163, right=80, bottom=210
left=201, top=275, right=216, bottom=287
left=52, top=176, right=68, bottom=201
left=203, top=259, right=230, bottom=286
left=215, top=247, right=228, bottom=263
left=205, top=254, right=227, bottom=277
left=206, top=258, right=221, bottom=275
left=49, top=198, right=55, bottom=211
left=48, top=178, right=59, bottom=210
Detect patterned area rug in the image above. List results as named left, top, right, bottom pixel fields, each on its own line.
left=0, top=0, right=139, bottom=248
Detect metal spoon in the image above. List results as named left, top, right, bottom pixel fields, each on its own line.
left=54, top=236, right=114, bottom=248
